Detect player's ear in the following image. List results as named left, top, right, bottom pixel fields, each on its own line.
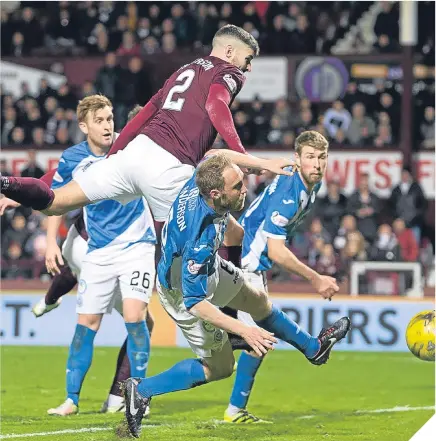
left=78, top=121, right=88, bottom=136
left=294, top=153, right=301, bottom=169
left=209, top=189, right=220, bottom=200
left=224, top=44, right=234, bottom=61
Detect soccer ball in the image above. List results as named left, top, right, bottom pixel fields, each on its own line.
left=405, top=310, right=435, bottom=361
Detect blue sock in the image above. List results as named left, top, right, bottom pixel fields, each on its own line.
left=137, top=358, right=206, bottom=399
left=229, top=352, right=263, bottom=409
left=66, top=324, right=96, bottom=405
left=255, top=305, right=320, bottom=358
left=125, top=321, right=150, bottom=378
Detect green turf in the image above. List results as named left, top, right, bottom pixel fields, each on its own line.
left=0, top=346, right=434, bottom=441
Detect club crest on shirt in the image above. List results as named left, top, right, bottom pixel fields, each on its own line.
left=187, top=260, right=203, bottom=274
left=223, top=74, right=237, bottom=93
left=271, top=211, right=289, bottom=227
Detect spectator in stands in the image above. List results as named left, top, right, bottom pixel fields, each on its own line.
left=347, top=173, right=380, bottom=243
left=1, top=10, right=13, bottom=55
left=290, top=14, right=316, bottom=54
left=343, top=81, right=369, bottom=111
left=347, top=102, right=376, bottom=146
left=334, top=214, right=363, bottom=251
left=137, top=17, right=151, bottom=41
left=334, top=128, right=346, bottom=144
left=55, top=127, right=71, bottom=146
left=42, top=97, right=58, bottom=126
left=162, top=32, right=177, bottom=53
left=2, top=242, right=32, bottom=280
left=374, top=1, right=399, bottom=42
left=272, top=98, right=291, bottom=130
left=0, top=159, right=12, bottom=177
left=369, top=224, right=401, bottom=262
left=21, top=150, right=45, bottom=179
left=65, top=109, right=84, bottom=145
left=389, top=167, right=428, bottom=244
left=2, top=214, right=30, bottom=254
left=374, top=34, right=400, bottom=53
left=265, top=15, right=290, bottom=54
left=234, top=111, right=253, bottom=146
left=10, top=32, right=29, bottom=57
left=340, top=230, right=367, bottom=271
left=36, top=78, right=56, bottom=108
left=109, top=15, right=129, bottom=51
left=10, top=127, right=28, bottom=145
left=57, top=84, right=76, bottom=111
left=316, top=243, right=340, bottom=278
left=47, top=8, right=78, bottom=49
left=315, top=179, right=347, bottom=238
left=18, top=7, right=43, bottom=49
left=374, top=122, right=393, bottom=147
left=266, top=115, right=284, bottom=144
left=94, top=52, right=121, bottom=103
left=142, top=35, right=160, bottom=55
left=45, top=108, right=67, bottom=144
left=32, top=127, right=46, bottom=148
left=282, top=131, right=295, bottom=147
left=294, top=108, right=314, bottom=134
left=247, top=97, right=268, bottom=143
left=393, top=218, right=419, bottom=262
left=1, top=107, right=17, bottom=144
left=116, top=30, right=140, bottom=56
left=323, top=100, right=351, bottom=138
left=378, top=93, right=399, bottom=136
left=171, top=3, right=194, bottom=46
left=420, top=106, right=435, bottom=149
left=79, top=81, right=96, bottom=99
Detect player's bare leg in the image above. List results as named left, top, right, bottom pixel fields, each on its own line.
left=0, top=176, right=90, bottom=215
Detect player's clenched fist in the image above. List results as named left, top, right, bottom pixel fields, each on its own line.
left=240, top=326, right=277, bottom=357
left=313, top=275, right=339, bottom=300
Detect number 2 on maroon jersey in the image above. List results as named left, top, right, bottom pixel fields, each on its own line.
left=162, top=69, right=195, bottom=111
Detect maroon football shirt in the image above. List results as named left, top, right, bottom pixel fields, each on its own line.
left=141, top=56, right=245, bottom=166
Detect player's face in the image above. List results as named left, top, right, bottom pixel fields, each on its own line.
left=216, top=165, right=247, bottom=212
left=296, top=146, right=328, bottom=187
left=232, top=44, right=254, bottom=73
left=81, top=106, right=115, bottom=149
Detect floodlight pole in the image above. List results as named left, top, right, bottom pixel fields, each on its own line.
left=400, top=1, right=417, bottom=172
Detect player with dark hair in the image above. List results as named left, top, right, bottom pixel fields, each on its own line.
left=1, top=25, right=292, bottom=223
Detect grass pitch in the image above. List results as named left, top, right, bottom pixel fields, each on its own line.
left=1, top=346, right=434, bottom=441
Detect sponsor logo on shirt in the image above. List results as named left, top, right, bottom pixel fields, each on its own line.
left=271, top=211, right=289, bottom=227
left=187, top=259, right=203, bottom=274
left=223, top=74, right=237, bottom=93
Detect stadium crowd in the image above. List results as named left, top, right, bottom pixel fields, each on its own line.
left=1, top=1, right=434, bottom=287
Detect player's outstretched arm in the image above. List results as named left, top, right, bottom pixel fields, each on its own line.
left=45, top=216, right=64, bottom=276
left=267, top=237, right=339, bottom=300
left=190, top=299, right=276, bottom=357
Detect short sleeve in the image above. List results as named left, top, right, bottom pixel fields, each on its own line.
left=263, top=177, right=298, bottom=239
left=51, top=152, right=79, bottom=190
left=212, top=65, right=245, bottom=97
left=181, top=242, right=214, bottom=310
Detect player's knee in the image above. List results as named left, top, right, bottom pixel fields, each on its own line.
left=77, top=313, right=102, bottom=331
left=205, top=353, right=235, bottom=381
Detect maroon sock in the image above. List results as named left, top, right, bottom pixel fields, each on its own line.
left=45, top=265, right=77, bottom=305
left=1, top=176, right=54, bottom=210
left=218, top=245, right=242, bottom=268
left=110, top=338, right=130, bottom=396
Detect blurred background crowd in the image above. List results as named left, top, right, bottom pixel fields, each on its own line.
left=1, top=1, right=434, bottom=291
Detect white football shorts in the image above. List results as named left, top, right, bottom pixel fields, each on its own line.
left=76, top=242, right=156, bottom=315
left=61, top=224, right=88, bottom=277
left=74, top=134, right=195, bottom=222
left=157, top=256, right=244, bottom=358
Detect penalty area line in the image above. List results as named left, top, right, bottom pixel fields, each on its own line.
left=297, top=405, right=435, bottom=420
left=0, top=424, right=159, bottom=439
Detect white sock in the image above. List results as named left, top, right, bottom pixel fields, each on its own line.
left=107, top=394, right=124, bottom=407
left=226, top=404, right=243, bottom=416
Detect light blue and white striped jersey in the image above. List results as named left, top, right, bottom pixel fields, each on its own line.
left=158, top=172, right=228, bottom=310
left=52, top=141, right=156, bottom=255
left=240, top=170, right=321, bottom=272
